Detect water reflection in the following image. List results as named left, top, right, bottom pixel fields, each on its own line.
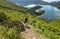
left=39, top=5, right=60, bottom=21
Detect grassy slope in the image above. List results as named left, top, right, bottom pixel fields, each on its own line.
left=0, top=0, right=45, bottom=39
left=0, top=0, right=60, bottom=39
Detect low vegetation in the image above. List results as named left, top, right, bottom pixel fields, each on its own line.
left=38, top=10, right=45, bottom=15
left=30, top=6, right=42, bottom=10
left=0, top=25, right=24, bottom=39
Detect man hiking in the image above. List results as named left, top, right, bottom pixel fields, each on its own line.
left=24, top=16, right=30, bottom=29
left=24, top=16, right=28, bottom=24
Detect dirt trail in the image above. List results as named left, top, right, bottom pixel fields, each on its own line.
left=21, top=23, right=43, bottom=39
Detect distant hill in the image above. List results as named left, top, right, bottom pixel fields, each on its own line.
left=39, top=1, right=50, bottom=5
left=8, top=0, right=42, bottom=6
left=50, top=1, right=60, bottom=9
left=8, top=0, right=49, bottom=6
left=50, top=1, right=60, bottom=6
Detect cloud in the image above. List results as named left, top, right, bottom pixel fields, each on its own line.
left=43, top=0, right=60, bottom=2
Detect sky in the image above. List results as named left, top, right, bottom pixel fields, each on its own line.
left=43, top=0, right=60, bottom=2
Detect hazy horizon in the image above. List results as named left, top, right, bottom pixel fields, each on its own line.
left=43, top=0, right=60, bottom=2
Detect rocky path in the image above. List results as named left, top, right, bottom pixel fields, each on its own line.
left=21, top=24, right=42, bottom=39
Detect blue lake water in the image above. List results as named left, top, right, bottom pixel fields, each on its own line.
left=39, top=5, right=60, bottom=21
left=8, top=0, right=60, bottom=21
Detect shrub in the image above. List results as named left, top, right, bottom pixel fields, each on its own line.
left=0, top=25, right=24, bottom=39
left=0, top=12, right=9, bottom=23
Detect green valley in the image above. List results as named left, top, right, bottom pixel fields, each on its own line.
left=0, top=0, right=60, bottom=39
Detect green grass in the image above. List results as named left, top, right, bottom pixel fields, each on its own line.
left=0, top=25, right=24, bottom=39
left=32, top=19, right=60, bottom=39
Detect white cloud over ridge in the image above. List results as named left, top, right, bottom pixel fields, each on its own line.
left=43, top=0, right=60, bottom=2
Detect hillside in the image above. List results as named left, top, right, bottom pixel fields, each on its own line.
left=0, top=0, right=43, bottom=16
left=0, top=0, right=45, bottom=39
left=50, top=1, right=60, bottom=9
left=0, top=0, right=60, bottom=39
left=8, top=0, right=49, bottom=6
